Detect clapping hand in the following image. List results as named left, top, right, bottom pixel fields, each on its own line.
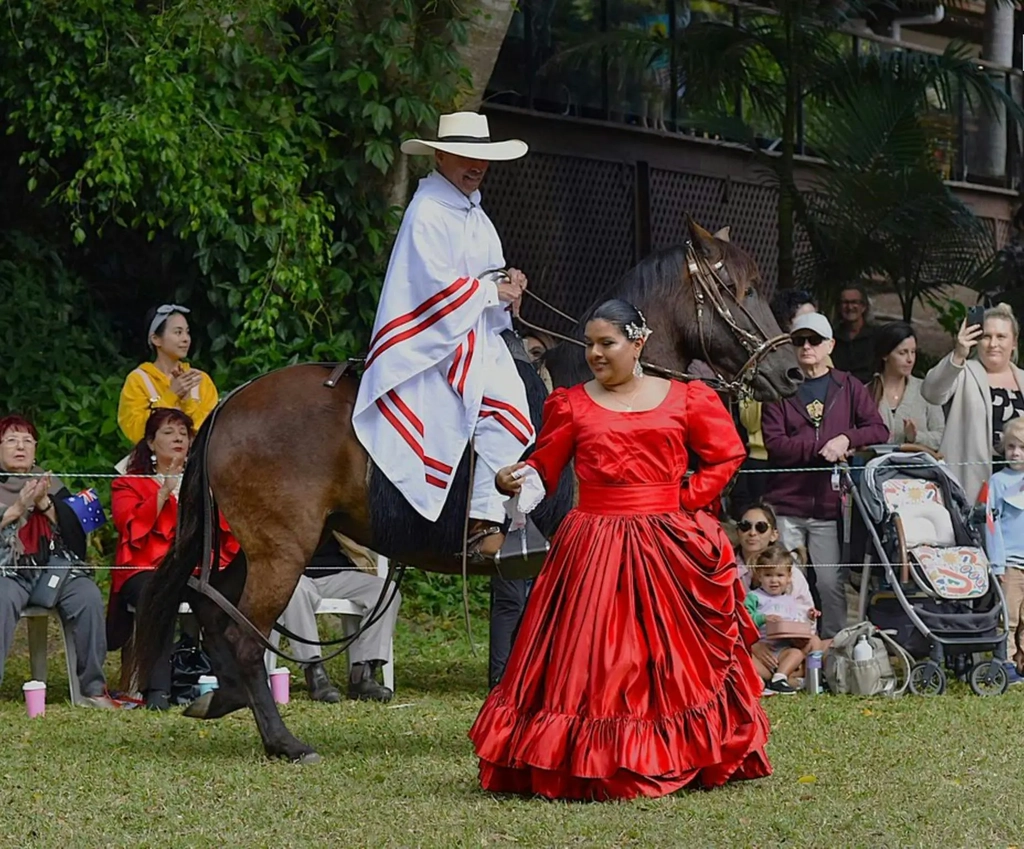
left=903, top=419, right=918, bottom=444
left=170, top=366, right=202, bottom=400
left=159, top=455, right=185, bottom=496
left=17, top=475, right=50, bottom=512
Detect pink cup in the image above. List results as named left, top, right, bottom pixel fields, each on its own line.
left=269, top=668, right=290, bottom=705
left=23, top=680, right=46, bottom=718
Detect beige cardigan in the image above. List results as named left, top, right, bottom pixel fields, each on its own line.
left=921, top=354, right=1024, bottom=503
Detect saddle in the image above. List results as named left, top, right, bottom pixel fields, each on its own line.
left=322, top=358, right=552, bottom=578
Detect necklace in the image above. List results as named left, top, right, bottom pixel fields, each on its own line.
left=604, top=377, right=644, bottom=411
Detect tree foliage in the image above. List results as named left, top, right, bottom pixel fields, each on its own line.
left=795, top=46, right=1003, bottom=319
left=1, top=0, right=471, bottom=378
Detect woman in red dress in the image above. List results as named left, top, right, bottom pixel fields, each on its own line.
left=109, top=408, right=238, bottom=710
left=470, top=298, right=771, bottom=800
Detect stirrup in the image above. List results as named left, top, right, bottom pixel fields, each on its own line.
left=458, top=525, right=504, bottom=566
left=492, top=518, right=551, bottom=580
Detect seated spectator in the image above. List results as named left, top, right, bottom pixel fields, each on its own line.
left=762, top=313, right=889, bottom=639
left=746, top=544, right=823, bottom=695
left=117, top=304, right=218, bottom=445
left=831, top=285, right=878, bottom=384
left=922, top=303, right=1024, bottom=505
left=735, top=501, right=814, bottom=608
left=109, top=408, right=238, bottom=710
left=278, top=534, right=399, bottom=702
left=868, top=321, right=944, bottom=451
left=0, top=415, right=115, bottom=708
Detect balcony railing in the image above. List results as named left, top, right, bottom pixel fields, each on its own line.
left=486, top=0, right=1022, bottom=190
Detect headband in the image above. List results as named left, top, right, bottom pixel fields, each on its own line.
left=149, top=304, right=190, bottom=340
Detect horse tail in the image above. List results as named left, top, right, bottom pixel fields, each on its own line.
left=131, top=419, right=214, bottom=687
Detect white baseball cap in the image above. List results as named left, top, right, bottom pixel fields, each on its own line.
left=790, top=312, right=834, bottom=341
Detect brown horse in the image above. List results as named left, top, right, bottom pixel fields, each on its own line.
left=131, top=219, right=800, bottom=763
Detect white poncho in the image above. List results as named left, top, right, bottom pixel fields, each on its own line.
left=353, top=172, right=535, bottom=522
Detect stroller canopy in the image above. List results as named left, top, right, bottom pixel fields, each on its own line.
left=858, top=453, right=973, bottom=527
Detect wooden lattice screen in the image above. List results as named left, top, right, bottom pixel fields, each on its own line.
left=483, top=148, right=1008, bottom=325
left=483, top=152, right=637, bottom=326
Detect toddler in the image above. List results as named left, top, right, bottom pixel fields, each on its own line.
left=985, top=417, right=1024, bottom=684
left=747, top=543, right=822, bottom=694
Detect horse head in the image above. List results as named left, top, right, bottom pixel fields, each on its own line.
left=666, top=218, right=801, bottom=402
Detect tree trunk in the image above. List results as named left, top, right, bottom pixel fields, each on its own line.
left=456, top=0, right=517, bottom=109
left=977, top=0, right=1014, bottom=180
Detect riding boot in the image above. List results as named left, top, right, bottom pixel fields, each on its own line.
left=304, top=660, right=342, bottom=704
left=348, top=661, right=393, bottom=703
left=461, top=519, right=505, bottom=565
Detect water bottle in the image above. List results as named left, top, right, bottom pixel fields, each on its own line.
left=853, top=634, right=873, bottom=663
left=805, top=650, right=823, bottom=695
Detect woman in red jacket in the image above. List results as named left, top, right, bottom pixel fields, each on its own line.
left=110, top=408, right=238, bottom=710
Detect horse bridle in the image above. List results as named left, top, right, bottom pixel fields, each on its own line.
left=683, top=240, right=791, bottom=397
left=517, top=240, right=790, bottom=398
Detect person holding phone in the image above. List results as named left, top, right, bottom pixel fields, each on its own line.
left=922, top=302, right=1024, bottom=503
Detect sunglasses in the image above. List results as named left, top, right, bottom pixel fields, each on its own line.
left=737, top=520, right=771, bottom=534
left=791, top=334, right=825, bottom=348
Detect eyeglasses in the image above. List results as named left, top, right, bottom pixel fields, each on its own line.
left=1, top=435, right=36, bottom=448
left=791, top=334, right=825, bottom=348
left=737, top=520, right=770, bottom=534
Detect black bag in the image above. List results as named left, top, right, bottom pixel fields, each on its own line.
left=170, top=634, right=213, bottom=705
left=26, top=539, right=82, bottom=608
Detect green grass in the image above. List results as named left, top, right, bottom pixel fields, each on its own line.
left=3, top=614, right=1024, bottom=849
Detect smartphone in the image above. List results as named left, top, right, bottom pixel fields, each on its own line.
left=967, top=304, right=985, bottom=329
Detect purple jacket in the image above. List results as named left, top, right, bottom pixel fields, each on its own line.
left=761, top=369, right=889, bottom=520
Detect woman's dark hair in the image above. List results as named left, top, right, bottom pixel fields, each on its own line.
left=587, top=298, right=646, bottom=338
left=126, top=408, right=195, bottom=475
left=769, top=289, right=817, bottom=332
left=741, top=500, right=778, bottom=531
left=868, top=321, right=916, bottom=403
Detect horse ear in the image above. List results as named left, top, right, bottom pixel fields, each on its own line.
left=712, top=226, right=731, bottom=242
left=686, top=216, right=715, bottom=246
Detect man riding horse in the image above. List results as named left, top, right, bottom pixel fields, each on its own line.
left=352, top=112, right=533, bottom=563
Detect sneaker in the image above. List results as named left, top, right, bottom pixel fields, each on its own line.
left=767, top=678, right=799, bottom=695
left=1003, top=663, right=1024, bottom=686
left=760, top=682, right=777, bottom=698
left=79, top=694, right=119, bottom=710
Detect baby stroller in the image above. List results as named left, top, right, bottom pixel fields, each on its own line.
left=845, top=452, right=1009, bottom=696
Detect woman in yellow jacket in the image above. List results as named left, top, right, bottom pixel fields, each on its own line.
left=117, top=304, right=219, bottom=444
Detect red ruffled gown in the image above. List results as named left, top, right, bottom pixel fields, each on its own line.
left=469, top=380, right=771, bottom=800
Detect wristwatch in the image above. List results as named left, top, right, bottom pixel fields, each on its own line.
left=37, top=498, right=53, bottom=512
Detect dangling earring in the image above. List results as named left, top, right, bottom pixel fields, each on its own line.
left=150, top=452, right=157, bottom=470
left=633, top=359, right=644, bottom=379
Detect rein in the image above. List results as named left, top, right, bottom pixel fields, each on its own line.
left=516, top=241, right=790, bottom=398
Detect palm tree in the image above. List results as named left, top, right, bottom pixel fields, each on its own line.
left=548, top=0, right=1022, bottom=294
left=794, top=45, right=1015, bottom=319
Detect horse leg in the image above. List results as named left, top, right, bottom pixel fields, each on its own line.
left=228, top=616, right=319, bottom=763
left=182, top=557, right=250, bottom=720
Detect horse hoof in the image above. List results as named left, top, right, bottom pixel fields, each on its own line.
left=182, top=692, right=215, bottom=719
left=295, top=751, right=322, bottom=765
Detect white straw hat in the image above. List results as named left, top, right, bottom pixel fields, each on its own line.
left=400, top=112, right=528, bottom=161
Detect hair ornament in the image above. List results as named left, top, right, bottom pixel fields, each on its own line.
left=624, top=309, right=652, bottom=342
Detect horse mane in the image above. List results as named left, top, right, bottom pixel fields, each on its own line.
left=541, top=237, right=761, bottom=387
